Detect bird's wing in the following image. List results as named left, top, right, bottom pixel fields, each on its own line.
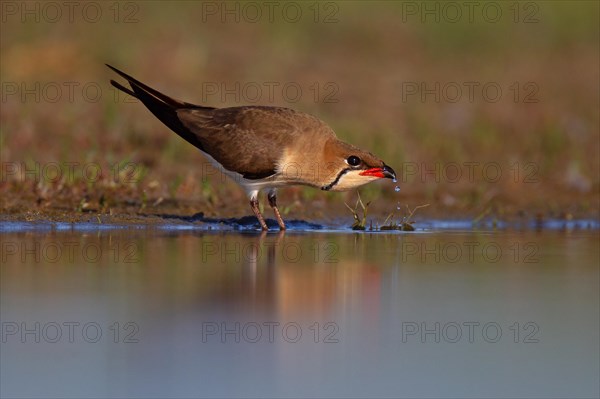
left=177, top=106, right=315, bottom=179
left=108, top=64, right=331, bottom=179
left=107, top=64, right=215, bottom=152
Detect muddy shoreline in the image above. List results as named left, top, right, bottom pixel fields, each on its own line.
left=2, top=177, right=598, bottom=231
left=2, top=203, right=597, bottom=232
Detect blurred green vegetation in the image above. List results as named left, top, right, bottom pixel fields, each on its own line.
left=1, top=1, right=598, bottom=219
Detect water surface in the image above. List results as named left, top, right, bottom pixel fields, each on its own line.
left=1, top=222, right=598, bottom=398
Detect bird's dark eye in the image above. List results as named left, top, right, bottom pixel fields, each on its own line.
left=347, top=156, right=361, bottom=167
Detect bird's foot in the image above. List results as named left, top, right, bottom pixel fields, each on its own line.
left=268, top=191, right=286, bottom=230
left=250, top=198, right=269, bottom=231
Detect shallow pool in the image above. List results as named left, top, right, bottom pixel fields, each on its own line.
left=1, top=221, right=598, bottom=397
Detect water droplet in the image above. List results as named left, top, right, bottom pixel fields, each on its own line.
left=394, top=186, right=401, bottom=192
left=392, top=178, right=397, bottom=184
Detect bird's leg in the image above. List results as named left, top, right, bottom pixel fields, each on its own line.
left=267, top=190, right=286, bottom=230
left=250, top=197, right=268, bottom=231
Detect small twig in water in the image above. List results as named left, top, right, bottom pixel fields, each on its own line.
left=381, top=203, right=430, bottom=231
left=344, top=192, right=371, bottom=230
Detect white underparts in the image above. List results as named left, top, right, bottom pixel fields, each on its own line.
left=199, top=151, right=284, bottom=199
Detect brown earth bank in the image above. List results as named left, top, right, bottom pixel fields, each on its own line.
left=2, top=178, right=598, bottom=229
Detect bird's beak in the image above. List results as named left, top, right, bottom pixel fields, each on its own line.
left=382, top=164, right=396, bottom=180
left=359, top=164, right=396, bottom=180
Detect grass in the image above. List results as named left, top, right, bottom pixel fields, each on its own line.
left=345, top=191, right=430, bottom=231
left=380, top=204, right=430, bottom=232
left=344, top=192, right=370, bottom=230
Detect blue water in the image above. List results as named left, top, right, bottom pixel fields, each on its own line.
left=1, top=221, right=599, bottom=398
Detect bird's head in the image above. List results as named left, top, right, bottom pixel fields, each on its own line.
left=320, top=138, right=396, bottom=191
